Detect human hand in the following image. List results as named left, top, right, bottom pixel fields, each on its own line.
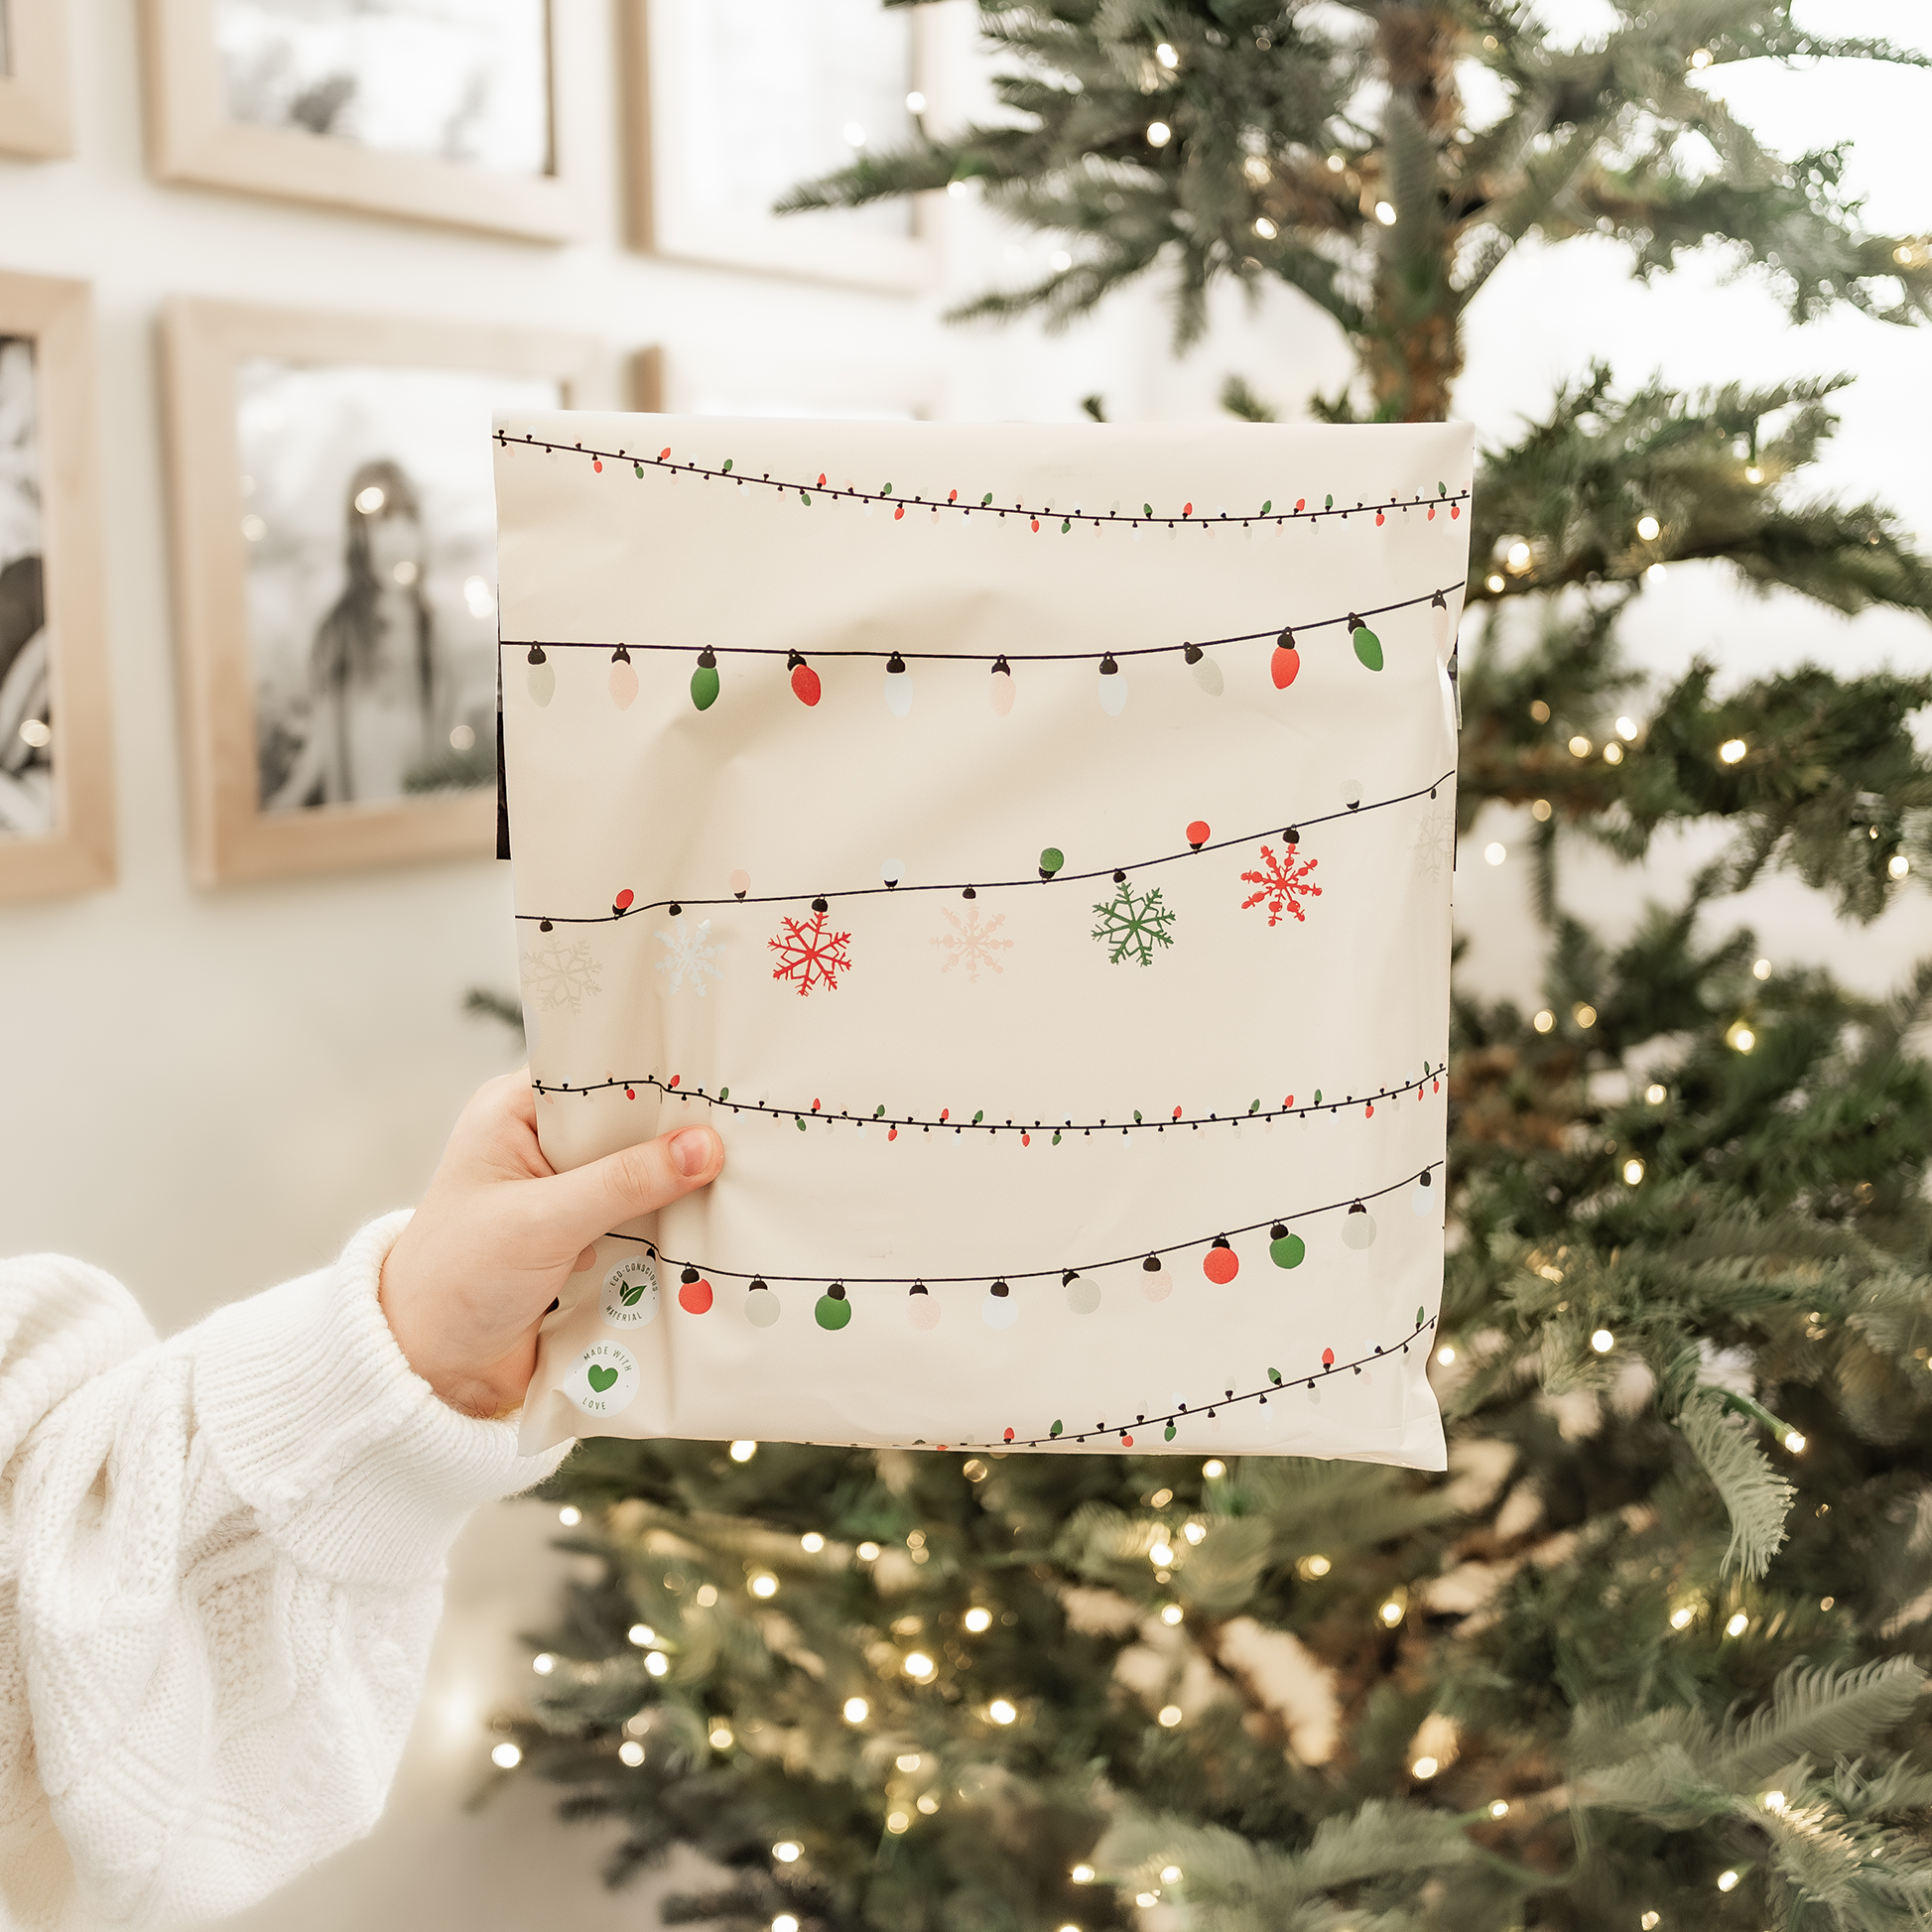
left=379, top=1071, right=723, bottom=1418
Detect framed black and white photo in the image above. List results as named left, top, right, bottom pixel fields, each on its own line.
left=163, top=299, right=602, bottom=884
left=0, top=271, right=112, bottom=904
left=0, top=0, right=74, bottom=158
left=141, top=0, right=594, bottom=240
left=625, top=0, right=943, bottom=291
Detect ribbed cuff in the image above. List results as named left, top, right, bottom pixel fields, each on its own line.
left=184, top=1212, right=571, bottom=1588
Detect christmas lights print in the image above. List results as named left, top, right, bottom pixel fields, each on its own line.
left=514, top=771, right=1452, bottom=930
left=982, top=1300, right=1436, bottom=1454
left=531, top=1063, right=1447, bottom=1138
left=525, top=643, right=554, bottom=707
left=769, top=902, right=853, bottom=995
left=601, top=1162, right=1438, bottom=1295
left=1351, top=614, right=1384, bottom=672
left=502, top=581, right=1462, bottom=718
left=496, top=427, right=1470, bottom=536
left=608, top=646, right=638, bottom=709
left=586, top=1170, right=1444, bottom=1449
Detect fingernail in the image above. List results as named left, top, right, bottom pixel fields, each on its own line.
left=672, top=1129, right=714, bottom=1178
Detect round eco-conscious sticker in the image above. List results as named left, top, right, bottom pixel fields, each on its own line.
left=567, top=1340, right=640, bottom=1418
left=601, top=1256, right=660, bottom=1328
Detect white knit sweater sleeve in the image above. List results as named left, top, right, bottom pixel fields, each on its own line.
left=0, top=1213, right=570, bottom=1931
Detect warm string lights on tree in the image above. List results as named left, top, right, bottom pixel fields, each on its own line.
left=494, top=428, right=1470, bottom=536
left=506, top=580, right=1461, bottom=718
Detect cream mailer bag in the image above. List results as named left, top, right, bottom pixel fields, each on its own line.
left=499, top=415, right=1472, bottom=1464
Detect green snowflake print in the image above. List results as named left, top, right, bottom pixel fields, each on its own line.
left=1091, top=881, right=1176, bottom=966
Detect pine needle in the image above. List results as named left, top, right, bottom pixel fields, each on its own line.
left=1677, top=1389, right=1796, bottom=1578
left=1717, top=1661, right=1929, bottom=1786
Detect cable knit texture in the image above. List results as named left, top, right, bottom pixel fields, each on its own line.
left=0, top=1214, right=570, bottom=1930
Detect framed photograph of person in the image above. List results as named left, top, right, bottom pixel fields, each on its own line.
left=624, top=0, right=943, bottom=292
left=162, top=299, right=601, bottom=886
left=0, top=0, right=75, bottom=158
left=0, top=271, right=113, bottom=905
left=139, top=0, right=594, bottom=241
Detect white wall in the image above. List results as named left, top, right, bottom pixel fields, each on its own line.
left=1, top=4, right=1926, bottom=1929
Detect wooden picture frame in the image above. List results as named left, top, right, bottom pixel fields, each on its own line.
left=162, top=298, right=602, bottom=886
left=623, top=0, right=942, bottom=293
left=632, top=342, right=947, bottom=424
left=0, top=272, right=113, bottom=904
left=140, top=0, right=594, bottom=242
left=0, top=0, right=75, bottom=158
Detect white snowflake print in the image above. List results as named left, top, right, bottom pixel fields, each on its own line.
left=932, top=904, right=1012, bottom=983
left=1412, top=800, right=1455, bottom=880
left=523, top=935, right=602, bottom=1012
left=656, top=916, right=723, bottom=997
left=768, top=906, right=852, bottom=995
left=1092, top=881, right=1176, bottom=966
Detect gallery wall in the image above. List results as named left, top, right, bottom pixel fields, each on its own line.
left=0, top=4, right=1927, bottom=1930
left=0, top=6, right=1338, bottom=1927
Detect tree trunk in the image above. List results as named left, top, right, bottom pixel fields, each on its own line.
left=1364, top=3, right=1466, bottom=423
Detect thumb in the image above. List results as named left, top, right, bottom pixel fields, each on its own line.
left=535, top=1125, right=724, bottom=1248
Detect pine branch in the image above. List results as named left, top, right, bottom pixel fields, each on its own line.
left=1221, top=373, right=1279, bottom=423
left=1097, top=1802, right=1477, bottom=1926
left=1717, top=1660, right=1928, bottom=1785
left=781, top=3, right=1931, bottom=418
left=1675, top=1390, right=1795, bottom=1578
left=462, top=986, right=524, bottom=1035
left=1470, top=368, right=1932, bottom=619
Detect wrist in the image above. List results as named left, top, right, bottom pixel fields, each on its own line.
left=378, top=1246, right=536, bottom=1419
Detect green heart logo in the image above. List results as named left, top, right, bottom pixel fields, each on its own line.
left=586, top=1363, right=618, bottom=1393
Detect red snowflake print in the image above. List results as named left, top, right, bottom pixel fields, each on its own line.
left=768, top=906, right=853, bottom=995
left=1240, top=841, right=1322, bottom=927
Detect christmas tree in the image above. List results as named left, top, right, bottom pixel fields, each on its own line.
left=498, top=8, right=1932, bottom=1926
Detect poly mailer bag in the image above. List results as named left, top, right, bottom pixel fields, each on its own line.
left=498, top=415, right=1472, bottom=1465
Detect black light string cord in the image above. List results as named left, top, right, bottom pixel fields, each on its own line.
left=970, top=1310, right=1439, bottom=1450
left=500, top=581, right=1461, bottom=668
left=516, top=766, right=1455, bottom=927
left=532, top=1064, right=1446, bottom=1135
left=495, top=429, right=1471, bottom=532
left=601, top=1161, right=1441, bottom=1288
